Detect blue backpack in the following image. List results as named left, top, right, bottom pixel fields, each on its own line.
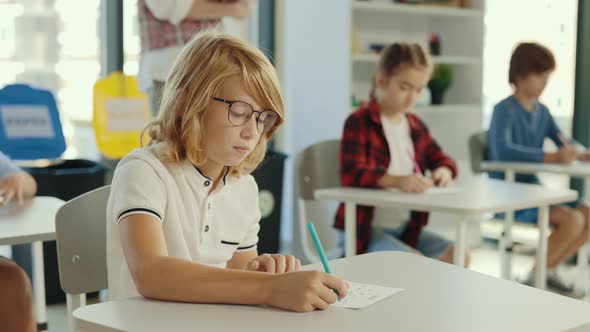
left=0, top=84, right=66, bottom=160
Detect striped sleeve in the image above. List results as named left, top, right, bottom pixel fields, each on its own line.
left=110, top=158, right=167, bottom=224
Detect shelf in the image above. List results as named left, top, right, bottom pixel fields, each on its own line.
left=352, top=53, right=481, bottom=65
left=350, top=104, right=481, bottom=113
left=413, top=104, right=482, bottom=113
left=352, top=1, right=483, bottom=18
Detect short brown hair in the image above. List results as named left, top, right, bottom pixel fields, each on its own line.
left=509, top=42, right=556, bottom=84
left=142, top=29, right=285, bottom=178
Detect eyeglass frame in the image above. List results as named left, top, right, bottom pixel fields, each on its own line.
left=211, top=97, right=279, bottom=133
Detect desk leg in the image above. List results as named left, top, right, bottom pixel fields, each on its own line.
left=344, top=202, right=357, bottom=257
left=500, top=210, right=514, bottom=280
left=535, top=206, right=549, bottom=289
left=500, top=170, right=515, bottom=280
left=32, top=241, right=47, bottom=331
left=454, top=217, right=467, bottom=267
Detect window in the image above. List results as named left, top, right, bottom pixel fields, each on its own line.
left=483, top=0, right=578, bottom=129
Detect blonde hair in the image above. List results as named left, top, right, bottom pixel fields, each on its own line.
left=371, top=43, right=432, bottom=98
left=142, top=29, right=285, bottom=178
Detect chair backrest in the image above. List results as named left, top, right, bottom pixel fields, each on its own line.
left=55, top=185, right=110, bottom=331
left=55, top=185, right=110, bottom=295
left=468, top=131, right=487, bottom=174
left=296, top=140, right=342, bottom=263
left=298, top=140, right=341, bottom=200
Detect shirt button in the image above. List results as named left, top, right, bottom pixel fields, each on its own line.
left=208, top=202, right=211, bottom=210
left=204, top=180, right=211, bottom=187
left=204, top=225, right=209, bottom=232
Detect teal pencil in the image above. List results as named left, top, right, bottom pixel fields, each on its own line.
left=307, top=221, right=340, bottom=301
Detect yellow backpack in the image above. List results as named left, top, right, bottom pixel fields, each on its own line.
left=92, top=72, right=150, bottom=159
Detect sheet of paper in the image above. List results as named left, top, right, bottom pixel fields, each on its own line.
left=332, top=282, right=403, bottom=309
left=424, top=187, right=463, bottom=194
left=387, top=187, right=463, bottom=194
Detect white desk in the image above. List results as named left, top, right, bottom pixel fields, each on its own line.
left=315, top=178, right=577, bottom=288
left=0, top=196, right=64, bottom=332
left=73, top=251, right=590, bottom=332
left=481, top=161, right=590, bottom=290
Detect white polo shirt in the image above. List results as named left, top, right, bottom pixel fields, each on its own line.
left=106, top=143, right=261, bottom=300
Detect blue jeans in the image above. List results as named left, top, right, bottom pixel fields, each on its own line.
left=338, top=225, right=452, bottom=259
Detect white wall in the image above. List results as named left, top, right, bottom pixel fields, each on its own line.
left=275, top=0, right=350, bottom=256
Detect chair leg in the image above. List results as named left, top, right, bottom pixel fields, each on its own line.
left=500, top=212, right=514, bottom=280
left=67, top=293, right=86, bottom=332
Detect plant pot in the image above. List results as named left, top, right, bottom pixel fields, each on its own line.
left=430, top=91, right=445, bottom=105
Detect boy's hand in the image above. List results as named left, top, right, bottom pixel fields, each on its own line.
left=265, top=271, right=348, bottom=312
left=432, top=167, right=454, bottom=187
left=245, top=254, right=301, bottom=273
left=398, top=174, right=433, bottom=193
left=555, top=146, right=577, bottom=164
left=577, top=151, right=590, bottom=163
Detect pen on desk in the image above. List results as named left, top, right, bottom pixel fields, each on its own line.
left=307, top=221, right=340, bottom=301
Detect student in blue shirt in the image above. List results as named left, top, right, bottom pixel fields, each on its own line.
left=0, top=151, right=37, bottom=331
left=488, top=42, right=590, bottom=297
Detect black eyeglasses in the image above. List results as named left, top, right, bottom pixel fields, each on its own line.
left=212, top=97, right=279, bottom=133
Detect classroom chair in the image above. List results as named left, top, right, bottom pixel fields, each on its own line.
left=55, top=186, right=110, bottom=332
left=296, top=139, right=343, bottom=263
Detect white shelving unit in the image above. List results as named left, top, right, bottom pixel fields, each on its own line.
left=350, top=0, right=486, bottom=162
left=352, top=0, right=483, bottom=18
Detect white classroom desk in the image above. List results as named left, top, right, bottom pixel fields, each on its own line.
left=315, top=177, right=577, bottom=289
left=481, top=161, right=590, bottom=286
left=73, top=251, right=590, bottom=332
left=0, top=196, right=64, bottom=332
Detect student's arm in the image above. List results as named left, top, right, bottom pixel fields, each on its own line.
left=186, top=0, right=255, bottom=19
left=543, top=109, right=578, bottom=163
left=409, top=115, right=457, bottom=178
left=145, top=0, right=254, bottom=24
left=119, top=214, right=346, bottom=312
left=488, top=106, right=547, bottom=162
left=340, top=115, right=387, bottom=188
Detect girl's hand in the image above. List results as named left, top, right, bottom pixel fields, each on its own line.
left=398, top=174, right=433, bottom=193
left=432, top=167, right=454, bottom=187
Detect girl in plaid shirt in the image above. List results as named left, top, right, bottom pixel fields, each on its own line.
left=335, top=43, right=469, bottom=266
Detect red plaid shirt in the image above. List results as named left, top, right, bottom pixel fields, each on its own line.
left=334, top=100, right=458, bottom=254
left=138, top=0, right=220, bottom=51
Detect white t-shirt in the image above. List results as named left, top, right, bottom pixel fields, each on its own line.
left=106, top=143, right=261, bottom=300
left=372, top=114, right=414, bottom=229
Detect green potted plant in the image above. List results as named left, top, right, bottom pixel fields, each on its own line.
left=428, top=64, right=453, bottom=105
